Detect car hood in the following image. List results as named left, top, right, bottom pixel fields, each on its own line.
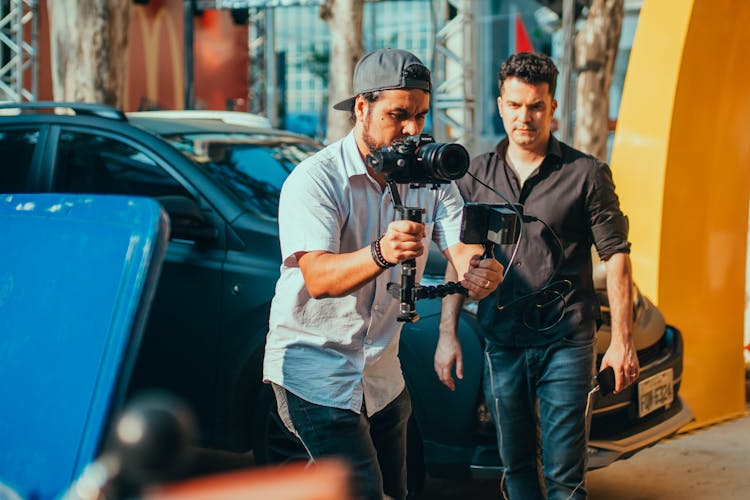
left=592, top=259, right=666, bottom=354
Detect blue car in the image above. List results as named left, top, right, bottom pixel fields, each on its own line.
left=0, top=194, right=169, bottom=498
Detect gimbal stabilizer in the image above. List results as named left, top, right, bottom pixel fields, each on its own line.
left=385, top=180, right=469, bottom=322
left=384, top=183, right=524, bottom=323
left=367, top=135, right=520, bottom=323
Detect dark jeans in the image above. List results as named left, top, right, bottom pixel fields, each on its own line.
left=281, top=387, right=412, bottom=500
left=484, top=335, right=595, bottom=500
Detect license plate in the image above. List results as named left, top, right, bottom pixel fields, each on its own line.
left=637, top=368, right=674, bottom=417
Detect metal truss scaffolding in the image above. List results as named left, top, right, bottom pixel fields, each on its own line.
left=0, top=0, right=38, bottom=102
left=196, top=0, right=323, bottom=122
left=430, top=0, right=475, bottom=152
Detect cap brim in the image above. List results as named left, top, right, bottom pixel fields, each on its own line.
left=333, top=97, right=355, bottom=111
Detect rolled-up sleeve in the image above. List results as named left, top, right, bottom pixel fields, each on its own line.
left=587, top=162, right=631, bottom=260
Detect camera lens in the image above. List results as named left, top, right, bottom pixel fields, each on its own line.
left=419, top=142, right=470, bottom=181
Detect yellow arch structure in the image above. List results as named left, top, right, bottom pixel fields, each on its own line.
left=611, top=0, right=750, bottom=426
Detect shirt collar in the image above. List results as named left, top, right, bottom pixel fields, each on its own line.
left=546, top=134, right=563, bottom=160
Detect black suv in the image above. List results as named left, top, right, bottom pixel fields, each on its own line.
left=0, top=103, right=320, bottom=457
left=0, top=102, right=692, bottom=493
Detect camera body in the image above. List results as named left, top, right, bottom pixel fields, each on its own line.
left=366, top=134, right=470, bottom=185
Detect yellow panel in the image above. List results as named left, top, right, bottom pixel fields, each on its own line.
left=611, top=0, right=749, bottom=424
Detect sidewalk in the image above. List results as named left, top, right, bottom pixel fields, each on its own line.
left=587, top=380, right=750, bottom=499
left=422, top=379, right=750, bottom=499
left=588, top=409, right=750, bottom=499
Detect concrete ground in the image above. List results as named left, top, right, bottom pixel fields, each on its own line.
left=198, top=380, right=750, bottom=498
left=422, top=380, right=750, bottom=499
left=586, top=409, right=750, bottom=499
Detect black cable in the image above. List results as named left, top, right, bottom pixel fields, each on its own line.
left=465, top=171, right=524, bottom=281
left=464, top=171, right=571, bottom=333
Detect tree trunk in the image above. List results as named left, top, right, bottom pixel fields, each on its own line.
left=573, top=0, right=624, bottom=160
left=48, top=0, right=131, bottom=108
left=321, top=0, right=364, bottom=142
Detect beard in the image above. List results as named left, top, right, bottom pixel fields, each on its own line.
left=362, top=110, right=404, bottom=153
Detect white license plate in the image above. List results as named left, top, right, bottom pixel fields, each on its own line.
left=637, top=368, right=674, bottom=417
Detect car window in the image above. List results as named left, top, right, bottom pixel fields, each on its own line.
left=162, top=133, right=318, bottom=219
left=0, top=128, right=39, bottom=192
left=53, top=131, right=192, bottom=200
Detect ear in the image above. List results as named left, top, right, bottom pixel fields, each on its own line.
left=496, top=96, right=503, bottom=117
left=354, top=95, right=368, bottom=122
left=551, top=98, right=558, bottom=116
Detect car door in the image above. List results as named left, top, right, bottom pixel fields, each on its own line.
left=0, top=126, right=47, bottom=193
left=47, top=126, right=226, bottom=439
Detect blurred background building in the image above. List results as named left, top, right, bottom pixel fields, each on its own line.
left=2, top=0, right=643, bottom=151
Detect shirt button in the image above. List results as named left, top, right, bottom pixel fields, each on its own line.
left=516, top=262, right=522, bottom=267
left=365, top=339, right=373, bottom=345
left=373, top=305, right=380, bottom=311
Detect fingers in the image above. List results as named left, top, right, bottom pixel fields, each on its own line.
left=434, top=344, right=462, bottom=392
left=434, top=361, right=455, bottom=391
left=603, top=361, right=640, bottom=394
left=462, top=257, right=504, bottom=300
left=619, top=364, right=640, bottom=392
left=381, top=221, right=426, bottom=264
left=388, top=220, right=425, bottom=238
left=455, top=356, right=464, bottom=381
left=441, top=372, right=456, bottom=391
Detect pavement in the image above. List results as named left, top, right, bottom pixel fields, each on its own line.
left=197, top=381, right=750, bottom=499
left=590, top=376, right=750, bottom=499
left=586, top=408, right=750, bottom=499
left=422, top=379, right=750, bottom=499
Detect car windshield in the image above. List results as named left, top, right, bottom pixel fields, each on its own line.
left=162, top=132, right=319, bottom=218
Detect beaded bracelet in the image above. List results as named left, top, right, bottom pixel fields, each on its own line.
left=370, top=235, right=395, bottom=269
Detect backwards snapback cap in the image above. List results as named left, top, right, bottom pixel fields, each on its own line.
left=332, top=48, right=432, bottom=111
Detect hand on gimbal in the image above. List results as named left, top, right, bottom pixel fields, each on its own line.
left=459, top=255, right=504, bottom=301
left=378, top=220, right=426, bottom=265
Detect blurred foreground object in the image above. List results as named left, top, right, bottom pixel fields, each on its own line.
left=146, top=459, right=351, bottom=500
left=65, top=392, right=197, bottom=500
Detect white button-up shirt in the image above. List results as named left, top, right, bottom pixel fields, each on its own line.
left=263, top=131, right=463, bottom=416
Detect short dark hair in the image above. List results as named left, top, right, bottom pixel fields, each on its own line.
left=498, top=52, right=559, bottom=97
left=349, top=63, right=431, bottom=123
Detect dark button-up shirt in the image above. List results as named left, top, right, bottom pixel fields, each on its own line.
left=456, top=135, right=630, bottom=346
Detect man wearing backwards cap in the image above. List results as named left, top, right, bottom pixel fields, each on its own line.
left=263, top=48, right=503, bottom=500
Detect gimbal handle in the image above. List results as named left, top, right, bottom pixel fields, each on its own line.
left=386, top=180, right=468, bottom=322
left=395, top=206, right=424, bottom=322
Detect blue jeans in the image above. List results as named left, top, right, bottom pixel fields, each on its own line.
left=484, top=334, right=595, bottom=500
left=280, top=387, right=411, bottom=500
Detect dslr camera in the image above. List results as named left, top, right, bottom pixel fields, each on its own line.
left=366, top=134, right=470, bottom=185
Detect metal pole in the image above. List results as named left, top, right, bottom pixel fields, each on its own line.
left=13, top=1, right=22, bottom=100
left=184, top=0, right=195, bottom=109
left=558, top=0, right=575, bottom=144
left=265, top=8, right=277, bottom=126
left=31, top=0, right=39, bottom=101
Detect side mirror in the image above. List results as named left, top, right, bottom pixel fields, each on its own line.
left=64, top=392, right=197, bottom=499
left=157, top=196, right=218, bottom=243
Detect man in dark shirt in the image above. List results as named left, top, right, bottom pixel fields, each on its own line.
left=435, top=52, right=639, bottom=499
